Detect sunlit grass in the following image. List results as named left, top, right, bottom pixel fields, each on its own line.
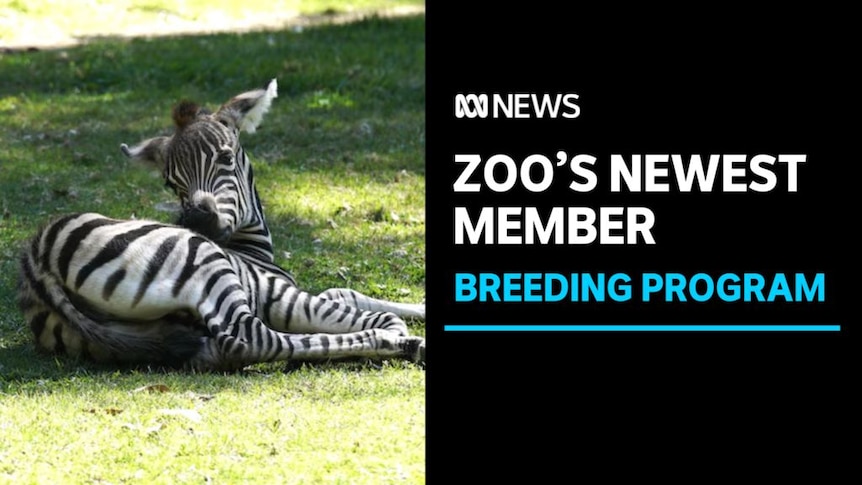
left=0, top=365, right=425, bottom=484
left=1, top=0, right=425, bottom=48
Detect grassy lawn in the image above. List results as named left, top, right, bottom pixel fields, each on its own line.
left=0, top=2, right=425, bottom=483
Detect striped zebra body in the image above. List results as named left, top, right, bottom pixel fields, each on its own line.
left=18, top=213, right=423, bottom=370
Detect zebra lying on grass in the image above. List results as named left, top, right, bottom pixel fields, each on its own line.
left=122, top=78, right=425, bottom=325
left=17, top=80, right=425, bottom=371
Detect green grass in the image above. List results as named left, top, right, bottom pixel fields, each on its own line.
left=0, top=364, right=425, bottom=484
left=0, top=5, right=425, bottom=484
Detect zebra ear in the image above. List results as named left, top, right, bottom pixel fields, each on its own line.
left=216, top=79, right=278, bottom=134
left=120, top=136, right=170, bottom=170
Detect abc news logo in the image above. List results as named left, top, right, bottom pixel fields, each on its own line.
left=454, top=93, right=580, bottom=119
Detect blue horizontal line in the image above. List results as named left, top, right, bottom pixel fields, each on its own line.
left=444, top=325, right=841, bottom=332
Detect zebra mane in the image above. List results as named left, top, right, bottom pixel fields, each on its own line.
left=172, top=101, right=202, bottom=130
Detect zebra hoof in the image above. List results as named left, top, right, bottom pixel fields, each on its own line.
left=406, top=336, right=425, bottom=368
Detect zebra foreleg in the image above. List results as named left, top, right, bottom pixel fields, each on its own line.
left=317, top=288, right=426, bottom=321
left=190, top=317, right=425, bottom=371
left=263, top=328, right=425, bottom=367
left=263, top=286, right=413, bottom=336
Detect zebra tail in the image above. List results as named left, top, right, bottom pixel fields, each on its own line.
left=17, top=249, right=203, bottom=366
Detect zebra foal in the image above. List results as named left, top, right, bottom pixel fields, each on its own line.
left=17, top=80, right=426, bottom=370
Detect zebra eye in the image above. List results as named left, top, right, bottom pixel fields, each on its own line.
left=217, top=150, right=236, bottom=168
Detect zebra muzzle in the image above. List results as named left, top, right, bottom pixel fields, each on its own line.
left=181, top=200, right=231, bottom=242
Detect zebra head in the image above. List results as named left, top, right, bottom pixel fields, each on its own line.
left=121, top=80, right=278, bottom=259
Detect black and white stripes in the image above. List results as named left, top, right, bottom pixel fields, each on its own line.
left=17, top=79, right=426, bottom=370
left=18, top=213, right=424, bottom=370
left=121, top=78, right=425, bottom=333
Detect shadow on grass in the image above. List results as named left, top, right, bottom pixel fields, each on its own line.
left=0, top=339, right=413, bottom=388
left=0, top=16, right=425, bottom=179
left=0, top=14, right=425, bottom=102
left=0, top=18, right=425, bottom=237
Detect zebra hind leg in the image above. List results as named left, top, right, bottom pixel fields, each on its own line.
left=18, top=295, right=203, bottom=367
left=271, top=328, right=425, bottom=368
left=196, top=314, right=426, bottom=371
